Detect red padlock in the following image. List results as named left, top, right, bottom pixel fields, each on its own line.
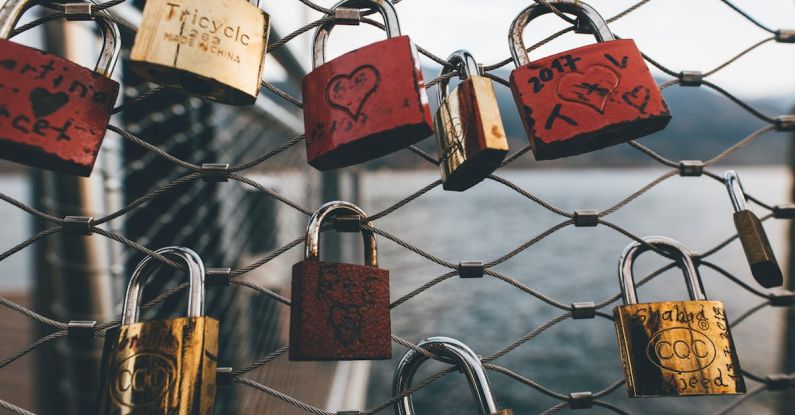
left=0, top=0, right=120, bottom=176
left=290, top=201, right=391, bottom=361
left=302, top=0, right=433, bottom=170
left=508, top=0, right=671, bottom=161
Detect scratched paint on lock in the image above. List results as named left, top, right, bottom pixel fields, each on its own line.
left=0, top=41, right=118, bottom=176
left=303, top=36, right=433, bottom=170
left=510, top=40, right=671, bottom=160
left=614, top=301, right=746, bottom=397
left=130, top=0, right=268, bottom=105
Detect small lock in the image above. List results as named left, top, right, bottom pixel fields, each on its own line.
left=130, top=0, right=270, bottom=105
left=0, top=0, right=120, bottom=176
left=725, top=171, right=783, bottom=288
left=290, top=201, right=391, bottom=361
left=302, top=0, right=433, bottom=171
left=508, top=0, right=671, bottom=161
left=613, top=236, right=745, bottom=397
left=97, top=247, right=219, bottom=414
left=434, top=50, right=509, bottom=191
left=393, top=337, right=512, bottom=415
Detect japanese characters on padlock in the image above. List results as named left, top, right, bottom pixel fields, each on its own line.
left=394, top=337, right=512, bottom=415
left=613, top=236, right=745, bottom=398
left=290, top=201, right=392, bottom=361
left=97, top=247, right=219, bottom=415
left=302, top=0, right=433, bottom=171
left=509, top=0, right=671, bottom=161
left=130, top=0, right=270, bottom=105
left=0, top=0, right=120, bottom=176
left=435, top=50, right=509, bottom=192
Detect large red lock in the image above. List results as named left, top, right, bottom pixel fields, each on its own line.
left=290, top=201, right=391, bottom=361
left=0, top=0, right=120, bottom=176
left=508, top=0, right=671, bottom=161
left=302, top=0, right=433, bottom=170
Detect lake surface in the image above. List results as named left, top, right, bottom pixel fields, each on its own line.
left=361, top=167, right=792, bottom=415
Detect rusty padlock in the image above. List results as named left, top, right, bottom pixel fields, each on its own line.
left=435, top=50, right=508, bottom=192
left=509, top=0, right=671, bottom=160
left=302, top=0, right=434, bottom=171
left=130, top=0, right=270, bottom=105
left=724, top=170, right=783, bottom=288
left=393, top=336, right=512, bottom=415
left=0, top=0, right=120, bottom=176
left=290, top=201, right=391, bottom=361
left=97, top=247, right=219, bottom=414
left=613, top=236, right=745, bottom=397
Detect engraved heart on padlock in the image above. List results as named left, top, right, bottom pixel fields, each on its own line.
left=556, top=65, right=620, bottom=114
left=622, top=85, right=651, bottom=114
left=325, top=65, right=381, bottom=121
left=29, top=88, right=69, bottom=118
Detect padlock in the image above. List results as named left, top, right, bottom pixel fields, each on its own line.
left=290, top=201, right=391, bottom=360
left=613, top=236, right=745, bottom=397
left=393, top=336, right=512, bottom=415
left=130, top=0, right=269, bottom=105
left=435, top=50, right=508, bottom=192
left=508, top=0, right=671, bottom=160
left=0, top=0, right=120, bottom=176
left=724, top=170, right=783, bottom=288
left=97, top=247, right=219, bottom=414
left=302, top=0, right=433, bottom=170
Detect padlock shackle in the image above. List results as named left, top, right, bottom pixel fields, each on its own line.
left=312, top=0, right=402, bottom=69
left=393, top=337, right=501, bottom=415
left=619, top=236, right=706, bottom=305
left=724, top=170, right=750, bottom=212
left=437, top=49, right=480, bottom=105
left=509, top=0, right=615, bottom=67
left=0, top=0, right=120, bottom=78
left=121, top=247, right=205, bottom=326
left=305, top=200, right=378, bottom=267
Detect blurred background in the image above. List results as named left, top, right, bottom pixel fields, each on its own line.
left=0, top=0, right=794, bottom=414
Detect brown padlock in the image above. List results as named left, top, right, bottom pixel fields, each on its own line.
left=289, top=201, right=391, bottom=361
left=724, top=170, right=783, bottom=288
left=613, top=236, right=745, bottom=397
left=393, top=336, right=512, bottom=415
left=435, top=50, right=508, bottom=192
left=97, top=247, right=219, bottom=414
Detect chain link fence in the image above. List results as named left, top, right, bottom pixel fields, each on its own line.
left=1, top=0, right=795, bottom=414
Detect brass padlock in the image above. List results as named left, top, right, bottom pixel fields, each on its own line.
left=393, top=336, right=512, bottom=415
left=97, top=247, right=219, bottom=414
left=130, top=0, right=270, bottom=105
left=613, top=236, right=746, bottom=397
left=724, top=170, right=783, bottom=288
left=435, top=50, right=508, bottom=192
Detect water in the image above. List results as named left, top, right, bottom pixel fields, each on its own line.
left=362, top=167, right=791, bottom=415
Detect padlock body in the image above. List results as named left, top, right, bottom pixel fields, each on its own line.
left=0, top=40, right=119, bottom=176
left=97, top=317, right=219, bottom=414
left=130, top=0, right=269, bottom=106
left=290, top=258, right=391, bottom=360
left=509, top=39, right=670, bottom=160
left=435, top=76, right=508, bottom=191
left=613, top=300, right=745, bottom=397
left=302, top=36, right=433, bottom=170
left=734, top=210, right=783, bottom=288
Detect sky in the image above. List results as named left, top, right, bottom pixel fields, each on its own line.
left=264, top=0, right=795, bottom=99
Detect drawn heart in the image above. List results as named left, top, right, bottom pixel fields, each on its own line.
left=29, top=88, right=69, bottom=118
left=325, top=65, right=380, bottom=121
left=622, top=85, right=651, bottom=114
left=556, top=65, right=620, bottom=114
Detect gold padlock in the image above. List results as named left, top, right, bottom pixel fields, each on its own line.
left=393, top=336, right=513, bottom=415
left=434, top=50, right=508, bottom=192
left=130, top=0, right=270, bottom=105
left=613, top=236, right=746, bottom=397
left=97, top=247, right=219, bottom=414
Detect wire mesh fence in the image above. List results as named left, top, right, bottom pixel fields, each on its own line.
left=0, top=0, right=794, bottom=414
